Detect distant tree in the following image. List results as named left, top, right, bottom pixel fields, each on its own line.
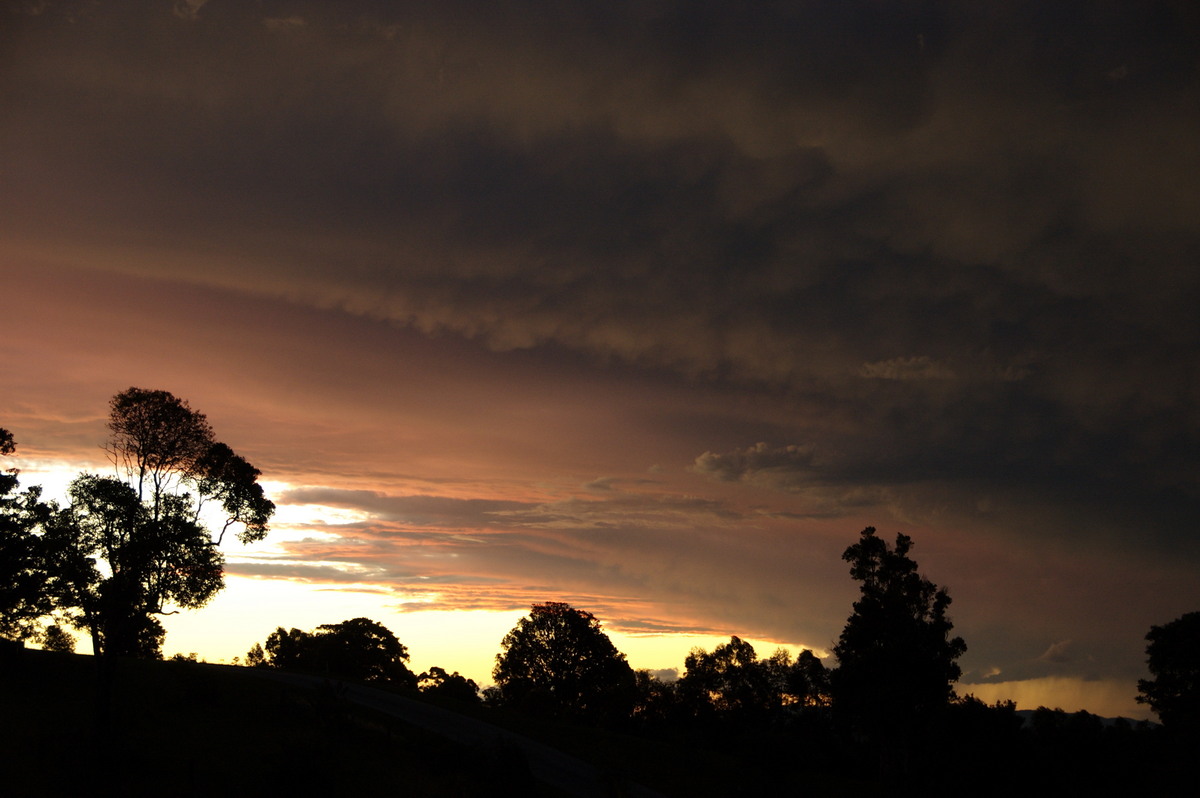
left=251, top=618, right=417, bottom=689
left=48, top=389, right=274, bottom=657
left=632, top=669, right=680, bottom=724
left=262, top=626, right=311, bottom=670
left=676, top=636, right=829, bottom=719
left=0, top=428, right=55, bottom=642
left=418, top=666, right=481, bottom=702
left=493, top=602, right=636, bottom=721
left=783, top=648, right=831, bottom=708
left=1137, top=611, right=1200, bottom=734
left=309, top=618, right=417, bottom=688
left=0, top=427, right=14, bottom=473
left=678, top=636, right=774, bottom=717
left=245, top=642, right=267, bottom=667
left=40, top=623, right=76, bottom=653
left=831, top=527, right=966, bottom=761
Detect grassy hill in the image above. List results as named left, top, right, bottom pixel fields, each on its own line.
left=0, top=647, right=549, bottom=797
left=1, top=646, right=872, bottom=797
left=7, top=646, right=1180, bottom=797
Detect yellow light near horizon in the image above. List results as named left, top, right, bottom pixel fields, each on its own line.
left=958, top=677, right=1152, bottom=722
left=608, top=630, right=829, bottom=678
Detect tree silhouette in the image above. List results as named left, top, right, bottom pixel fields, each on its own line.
left=831, top=527, right=966, bottom=776
left=784, top=648, right=831, bottom=708
left=49, top=389, right=274, bottom=657
left=493, top=602, right=636, bottom=722
left=250, top=618, right=417, bottom=689
left=40, top=624, right=76, bottom=653
left=418, top=666, right=481, bottom=702
left=678, top=636, right=774, bottom=717
left=1137, top=611, right=1200, bottom=734
left=309, top=617, right=417, bottom=687
left=0, top=428, right=55, bottom=642
left=676, top=636, right=830, bottom=721
left=632, top=669, right=680, bottom=724
left=260, top=626, right=310, bottom=669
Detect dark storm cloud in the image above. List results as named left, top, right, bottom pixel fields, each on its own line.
left=7, top=0, right=1196, bottom=397
left=7, top=0, right=1199, bottom=551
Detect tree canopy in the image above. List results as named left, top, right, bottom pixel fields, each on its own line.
left=1, top=389, right=275, bottom=657
left=831, top=527, right=966, bottom=740
left=1137, top=611, right=1200, bottom=734
left=250, top=618, right=417, bottom=689
left=493, top=602, right=636, bottom=721
left=676, top=636, right=830, bottom=720
left=418, top=666, right=481, bottom=702
left=0, top=429, right=55, bottom=642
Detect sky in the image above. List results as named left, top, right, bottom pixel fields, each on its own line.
left=3, top=0, right=1198, bottom=720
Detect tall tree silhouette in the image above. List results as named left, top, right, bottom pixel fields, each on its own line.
left=0, top=428, right=55, bottom=642
left=493, top=602, right=636, bottom=722
left=832, top=527, right=966, bottom=775
left=50, top=388, right=274, bottom=657
left=1137, top=611, right=1200, bottom=735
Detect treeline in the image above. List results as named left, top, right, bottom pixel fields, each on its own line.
left=243, top=616, right=480, bottom=701
left=237, top=604, right=1191, bottom=796
left=3, top=390, right=1196, bottom=794
left=236, top=543, right=1194, bottom=795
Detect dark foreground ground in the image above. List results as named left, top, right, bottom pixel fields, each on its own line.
left=1, top=647, right=1189, bottom=797
left=0, top=648, right=860, bottom=797
left=0, top=647, right=547, bottom=796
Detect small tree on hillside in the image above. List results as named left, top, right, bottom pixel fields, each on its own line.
left=309, top=617, right=416, bottom=687
left=419, top=666, right=481, bottom=702
left=493, top=602, right=636, bottom=722
left=250, top=618, right=417, bottom=689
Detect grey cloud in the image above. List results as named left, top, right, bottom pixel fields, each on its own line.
left=692, top=443, right=818, bottom=486
left=173, top=0, right=207, bottom=21
left=280, top=488, right=529, bottom=527
left=583, top=476, right=662, bottom=492
left=1039, top=639, right=1078, bottom=666
left=859, top=356, right=955, bottom=381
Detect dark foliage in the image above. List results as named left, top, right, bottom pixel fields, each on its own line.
left=675, top=636, right=829, bottom=722
left=493, top=602, right=636, bottom=722
left=1137, top=610, right=1200, bottom=734
left=832, top=528, right=966, bottom=735
left=418, top=665, right=481, bottom=702
left=47, top=388, right=274, bottom=657
left=0, top=649, right=526, bottom=797
left=0, top=429, right=55, bottom=641
left=251, top=617, right=417, bottom=689
left=40, top=623, right=76, bottom=653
